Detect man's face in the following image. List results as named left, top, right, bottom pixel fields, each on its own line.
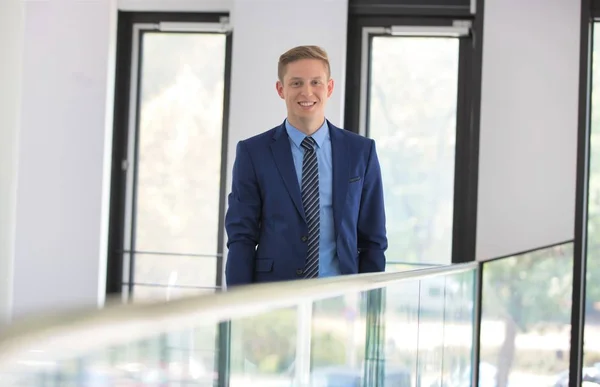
left=276, top=59, right=334, bottom=124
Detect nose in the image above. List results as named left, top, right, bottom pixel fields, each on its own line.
left=300, top=83, right=313, bottom=97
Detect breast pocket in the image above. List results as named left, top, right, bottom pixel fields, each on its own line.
left=347, top=175, right=363, bottom=203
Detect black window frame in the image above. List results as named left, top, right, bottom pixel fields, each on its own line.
left=106, top=10, right=232, bottom=296
left=348, top=0, right=473, bottom=17
left=344, top=5, right=484, bottom=266
left=570, top=0, right=594, bottom=386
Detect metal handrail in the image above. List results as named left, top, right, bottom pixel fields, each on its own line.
left=0, top=262, right=477, bottom=372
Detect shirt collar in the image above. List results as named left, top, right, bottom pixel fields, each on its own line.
left=285, top=119, right=329, bottom=149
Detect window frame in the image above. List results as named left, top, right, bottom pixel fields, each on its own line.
left=344, top=14, right=484, bottom=265
left=570, top=1, right=594, bottom=386
left=107, top=10, right=231, bottom=296
left=348, top=0, right=475, bottom=17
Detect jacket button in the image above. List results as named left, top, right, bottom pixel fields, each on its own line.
left=296, top=269, right=303, bottom=275
left=301, top=236, right=308, bottom=242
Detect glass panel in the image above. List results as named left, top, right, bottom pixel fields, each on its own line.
left=439, top=271, right=475, bottom=386
left=132, top=253, right=219, bottom=288
left=229, top=307, right=298, bottom=386
left=368, top=36, right=459, bottom=265
left=584, top=22, right=600, bottom=381
left=134, top=32, right=226, bottom=256
left=479, top=243, right=573, bottom=387
left=1, top=330, right=219, bottom=386
left=385, top=279, right=420, bottom=386
left=310, top=293, right=366, bottom=385
left=416, top=276, right=447, bottom=386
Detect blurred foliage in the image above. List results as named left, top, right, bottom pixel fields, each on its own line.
left=586, top=26, right=600, bottom=314
left=482, top=244, right=573, bottom=329
left=229, top=307, right=349, bottom=374
left=133, top=33, right=227, bottom=290
left=369, top=37, right=458, bottom=265
left=481, top=244, right=573, bottom=387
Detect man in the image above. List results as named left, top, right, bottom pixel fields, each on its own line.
left=224, top=45, right=387, bottom=287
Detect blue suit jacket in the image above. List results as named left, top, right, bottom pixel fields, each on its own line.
left=224, top=120, right=387, bottom=286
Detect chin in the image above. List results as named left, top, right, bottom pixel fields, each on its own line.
left=297, top=109, right=321, bottom=117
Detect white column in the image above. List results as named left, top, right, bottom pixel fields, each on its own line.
left=476, top=0, right=581, bottom=260
left=0, top=0, right=25, bottom=324
left=10, top=0, right=117, bottom=319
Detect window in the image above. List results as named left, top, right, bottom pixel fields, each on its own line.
left=345, top=16, right=481, bottom=265
left=107, top=12, right=231, bottom=299
left=584, top=17, right=600, bottom=378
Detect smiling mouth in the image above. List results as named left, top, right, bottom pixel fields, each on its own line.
left=298, top=102, right=316, bottom=107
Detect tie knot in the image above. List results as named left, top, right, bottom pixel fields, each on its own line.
left=301, top=136, right=316, bottom=151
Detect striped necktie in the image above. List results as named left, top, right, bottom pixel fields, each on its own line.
left=301, top=136, right=320, bottom=279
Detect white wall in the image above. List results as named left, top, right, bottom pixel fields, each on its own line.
left=0, top=0, right=25, bottom=324
left=9, top=0, right=117, bottom=319
left=476, top=0, right=581, bottom=260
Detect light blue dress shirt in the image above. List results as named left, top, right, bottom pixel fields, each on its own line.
left=285, top=119, right=340, bottom=277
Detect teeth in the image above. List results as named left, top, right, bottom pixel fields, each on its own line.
left=299, top=102, right=315, bottom=107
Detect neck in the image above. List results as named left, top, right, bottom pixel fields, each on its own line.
left=287, top=116, right=325, bottom=136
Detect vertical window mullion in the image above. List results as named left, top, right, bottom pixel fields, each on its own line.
left=124, top=24, right=149, bottom=297
left=215, top=31, right=233, bottom=387
left=451, top=35, right=477, bottom=264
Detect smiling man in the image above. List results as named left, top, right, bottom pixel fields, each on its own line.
left=224, top=45, right=387, bottom=287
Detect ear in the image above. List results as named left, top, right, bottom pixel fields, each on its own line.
left=327, top=78, right=334, bottom=98
left=276, top=80, right=285, bottom=99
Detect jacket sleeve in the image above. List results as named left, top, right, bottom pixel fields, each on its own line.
left=357, top=139, right=388, bottom=273
left=225, top=141, right=262, bottom=287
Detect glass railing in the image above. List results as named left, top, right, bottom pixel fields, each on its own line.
left=0, top=264, right=477, bottom=387
left=478, top=242, right=574, bottom=387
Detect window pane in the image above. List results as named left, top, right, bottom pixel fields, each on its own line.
left=134, top=32, right=226, bottom=256
left=584, top=22, right=600, bottom=375
left=368, top=36, right=459, bottom=264
left=129, top=253, right=218, bottom=288
left=125, top=284, right=215, bottom=302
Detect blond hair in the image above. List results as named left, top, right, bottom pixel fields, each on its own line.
left=278, top=45, right=331, bottom=81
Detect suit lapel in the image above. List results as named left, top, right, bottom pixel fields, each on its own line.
left=329, top=122, right=349, bottom=239
left=270, top=123, right=306, bottom=221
